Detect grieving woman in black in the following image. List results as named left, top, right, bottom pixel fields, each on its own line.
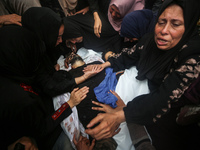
left=63, top=17, right=122, bottom=53
left=22, top=7, right=96, bottom=97
left=0, top=25, right=89, bottom=150
left=84, top=0, right=200, bottom=149
left=61, top=0, right=122, bottom=53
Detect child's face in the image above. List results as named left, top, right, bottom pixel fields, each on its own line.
left=64, top=52, right=76, bottom=68
left=105, top=51, right=115, bottom=61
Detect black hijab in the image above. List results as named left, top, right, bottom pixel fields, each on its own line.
left=22, top=7, right=62, bottom=49
left=0, top=26, right=45, bottom=84
left=63, top=18, right=83, bottom=39
left=63, top=16, right=122, bottom=52
left=136, top=0, right=200, bottom=80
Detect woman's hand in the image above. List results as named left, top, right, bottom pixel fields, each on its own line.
left=110, top=90, right=126, bottom=108
left=68, top=86, right=89, bottom=108
left=85, top=110, right=125, bottom=140
left=0, top=14, right=21, bottom=27
left=92, top=101, right=116, bottom=113
left=91, top=90, right=126, bottom=113
left=75, top=6, right=89, bottom=15
left=93, top=12, right=102, bottom=38
left=83, top=65, right=102, bottom=80
left=83, top=64, right=105, bottom=73
left=73, top=135, right=95, bottom=150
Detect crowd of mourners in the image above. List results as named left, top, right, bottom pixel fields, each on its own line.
left=0, top=0, right=200, bottom=150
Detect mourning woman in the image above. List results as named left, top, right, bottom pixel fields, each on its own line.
left=84, top=0, right=200, bottom=149
left=0, top=25, right=89, bottom=150
left=22, top=7, right=96, bottom=97
left=120, top=9, right=156, bottom=46
left=108, top=0, right=145, bottom=33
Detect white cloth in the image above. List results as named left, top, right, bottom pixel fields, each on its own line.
left=113, top=66, right=150, bottom=150
left=77, top=47, right=104, bottom=64
left=53, top=93, right=88, bottom=150
left=54, top=48, right=150, bottom=150
left=54, top=48, right=103, bottom=149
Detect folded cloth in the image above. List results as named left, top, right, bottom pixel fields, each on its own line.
left=94, top=67, right=118, bottom=108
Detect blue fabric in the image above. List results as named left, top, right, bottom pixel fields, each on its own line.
left=120, top=9, right=156, bottom=39
left=94, top=67, right=118, bottom=108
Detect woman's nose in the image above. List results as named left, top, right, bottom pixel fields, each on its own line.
left=161, top=23, right=170, bottom=35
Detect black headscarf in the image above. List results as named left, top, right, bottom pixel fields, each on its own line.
left=63, top=15, right=122, bottom=52
left=63, top=17, right=83, bottom=39
left=22, top=7, right=62, bottom=49
left=136, top=0, right=200, bottom=80
left=0, top=26, right=45, bottom=84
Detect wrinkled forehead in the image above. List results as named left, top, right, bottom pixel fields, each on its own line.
left=158, top=4, right=184, bottom=21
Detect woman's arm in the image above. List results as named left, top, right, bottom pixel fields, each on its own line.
left=87, top=0, right=102, bottom=38
left=124, top=55, right=200, bottom=125
left=85, top=55, right=200, bottom=139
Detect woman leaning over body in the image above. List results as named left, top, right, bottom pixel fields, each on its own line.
left=22, top=7, right=98, bottom=98
left=84, top=0, right=200, bottom=149
left=0, top=25, right=89, bottom=150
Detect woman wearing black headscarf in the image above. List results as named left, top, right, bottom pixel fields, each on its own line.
left=0, top=25, right=89, bottom=150
left=22, top=7, right=96, bottom=97
left=84, top=0, right=200, bottom=149
left=63, top=17, right=122, bottom=53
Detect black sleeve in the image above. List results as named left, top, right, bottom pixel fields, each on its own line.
left=108, top=44, right=141, bottom=72
left=87, top=0, right=99, bottom=13
left=35, top=68, right=77, bottom=97
left=34, top=55, right=77, bottom=97
left=0, top=79, right=72, bottom=149
left=124, top=55, right=200, bottom=125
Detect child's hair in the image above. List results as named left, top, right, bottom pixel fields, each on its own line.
left=93, top=137, right=117, bottom=150
left=69, top=54, right=84, bottom=66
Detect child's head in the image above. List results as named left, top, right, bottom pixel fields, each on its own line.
left=65, top=53, right=85, bottom=69
left=102, top=50, right=116, bottom=62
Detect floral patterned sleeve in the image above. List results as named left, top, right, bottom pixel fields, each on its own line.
left=124, top=54, right=200, bottom=125
left=108, top=45, right=142, bottom=72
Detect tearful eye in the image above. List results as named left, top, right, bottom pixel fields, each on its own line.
left=172, top=23, right=180, bottom=27
left=158, top=21, right=165, bottom=25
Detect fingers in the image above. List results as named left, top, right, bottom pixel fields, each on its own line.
left=73, top=134, right=78, bottom=145
left=99, top=23, right=102, bottom=34
left=91, top=101, right=105, bottom=112
left=94, top=26, right=101, bottom=38
left=93, top=65, right=103, bottom=73
left=77, top=86, right=89, bottom=96
left=89, top=139, right=96, bottom=150
left=87, top=123, right=115, bottom=140
left=13, top=21, right=22, bottom=26
left=73, top=134, right=83, bottom=146
left=110, top=90, right=119, bottom=98
left=96, top=23, right=102, bottom=38
left=85, top=114, right=115, bottom=140
left=71, top=87, right=79, bottom=94
left=86, top=113, right=104, bottom=128
left=95, top=30, right=100, bottom=38
left=92, top=101, right=103, bottom=107
left=113, top=128, right=121, bottom=136
left=92, top=106, right=104, bottom=112
left=69, top=86, right=89, bottom=107
left=75, top=10, right=81, bottom=15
